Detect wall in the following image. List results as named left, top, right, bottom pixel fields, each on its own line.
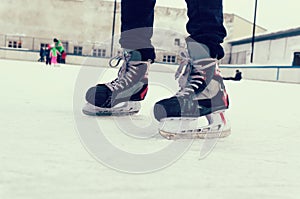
left=0, top=0, right=189, bottom=61
left=229, top=35, right=300, bottom=65
left=0, top=0, right=188, bottom=47
left=0, top=0, right=118, bottom=42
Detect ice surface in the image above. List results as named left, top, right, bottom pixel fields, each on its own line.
left=1, top=59, right=300, bottom=199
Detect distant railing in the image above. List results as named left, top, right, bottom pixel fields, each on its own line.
left=220, top=64, right=300, bottom=82
left=0, top=33, right=112, bottom=58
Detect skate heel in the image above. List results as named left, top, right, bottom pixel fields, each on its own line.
left=204, top=110, right=231, bottom=138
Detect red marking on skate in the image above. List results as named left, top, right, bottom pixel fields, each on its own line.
left=215, top=69, right=222, bottom=77
left=140, top=86, right=148, bottom=100
left=222, top=90, right=229, bottom=107
left=214, top=62, right=223, bottom=77
left=220, top=112, right=227, bottom=125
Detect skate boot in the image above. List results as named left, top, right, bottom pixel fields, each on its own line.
left=82, top=50, right=150, bottom=116
left=154, top=42, right=231, bottom=139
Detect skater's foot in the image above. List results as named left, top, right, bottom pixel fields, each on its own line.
left=83, top=50, right=150, bottom=116
left=153, top=42, right=230, bottom=138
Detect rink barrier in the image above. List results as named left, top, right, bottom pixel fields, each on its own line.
left=0, top=47, right=111, bottom=67
left=1, top=47, right=300, bottom=83
left=219, top=65, right=300, bottom=83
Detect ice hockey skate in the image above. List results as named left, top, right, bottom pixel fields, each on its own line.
left=82, top=50, right=150, bottom=116
left=154, top=42, right=231, bottom=139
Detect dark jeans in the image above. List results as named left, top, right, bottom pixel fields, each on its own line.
left=223, top=77, right=241, bottom=81
left=46, top=57, right=51, bottom=65
left=119, top=0, right=227, bottom=61
left=57, top=50, right=64, bottom=63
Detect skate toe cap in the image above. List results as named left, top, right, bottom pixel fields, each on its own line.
left=85, top=85, right=111, bottom=107
left=154, top=97, right=181, bottom=121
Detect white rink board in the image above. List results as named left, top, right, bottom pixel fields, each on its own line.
left=1, top=59, right=300, bottom=199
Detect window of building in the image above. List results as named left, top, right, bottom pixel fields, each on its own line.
left=8, top=41, right=13, bottom=48
left=93, top=48, right=106, bottom=57
left=62, top=41, right=69, bottom=53
left=74, top=46, right=83, bottom=55
left=163, top=55, right=176, bottom=63
left=230, top=51, right=246, bottom=64
left=8, top=40, right=22, bottom=48
left=174, top=38, right=180, bottom=46
left=292, top=52, right=300, bottom=66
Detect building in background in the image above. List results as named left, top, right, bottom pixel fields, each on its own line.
left=221, top=14, right=267, bottom=64
left=227, top=27, right=300, bottom=65
left=0, top=0, right=267, bottom=64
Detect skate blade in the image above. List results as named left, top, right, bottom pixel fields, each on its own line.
left=159, top=110, right=231, bottom=140
left=82, top=109, right=139, bottom=116
left=159, top=129, right=231, bottom=140
left=82, top=102, right=140, bottom=116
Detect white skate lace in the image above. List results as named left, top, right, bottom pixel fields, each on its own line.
left=107, top=51, right=141, bottom=91
left=175, top=49, right=217, bottom=96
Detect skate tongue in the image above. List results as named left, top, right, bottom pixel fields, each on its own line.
left=175, top=43, right=211, bottom=80
left=124, top=49, right=142, bottom=62
left=187, top=42, right=210, bottom=60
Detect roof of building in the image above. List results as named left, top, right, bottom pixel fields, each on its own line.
left=228, top=26, right=300, bottom=45
left=224, top=13, right=267, bottom=31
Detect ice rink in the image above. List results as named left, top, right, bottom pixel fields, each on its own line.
left=1, top=58, right=300, bottom=199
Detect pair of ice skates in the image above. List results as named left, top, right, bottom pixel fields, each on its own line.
left=82, top=43, right=231, bottom=139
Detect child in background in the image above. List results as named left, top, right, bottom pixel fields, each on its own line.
left=50, top=44, right=60, bottom=66
left=45, top=44, right=51, bottom=65
left=39, top=46, right=45, bottom=62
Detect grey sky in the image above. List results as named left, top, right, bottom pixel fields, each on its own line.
left=157, top=0, right=300, bottom=32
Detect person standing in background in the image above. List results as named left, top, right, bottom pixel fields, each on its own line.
left=39, top=46, right=45, bottom=62
left=50, top=44, right=60, bottom=66
left=45, top=44, right=51, bottom=66
left=61, top=51, right=67, bottom=64
left=53, top=38, right=65, bottom=63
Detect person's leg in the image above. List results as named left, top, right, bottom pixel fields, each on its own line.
left=223, top=77, right=234, bottom=80
left=57, top=54, right=60, bottom=63
left=58, top=50, right=64, bottom=63
left=83, top=0, right=155, bottom=115
left=185, top=0, right=226, bottom=59
left=119, top=0, right=156, bottom=62
left=154, top=0, right=230, bottom=139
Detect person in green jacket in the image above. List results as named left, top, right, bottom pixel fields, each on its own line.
left=50, top=44, right=60, bottom=66
left=53, top=38, right=65, bottom=63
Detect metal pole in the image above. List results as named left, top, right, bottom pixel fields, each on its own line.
left=32, top=37, right=35, bottom=51
left=110, top=0, right=117, bottom=57
left=250, top=0, right=258, bottom=63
